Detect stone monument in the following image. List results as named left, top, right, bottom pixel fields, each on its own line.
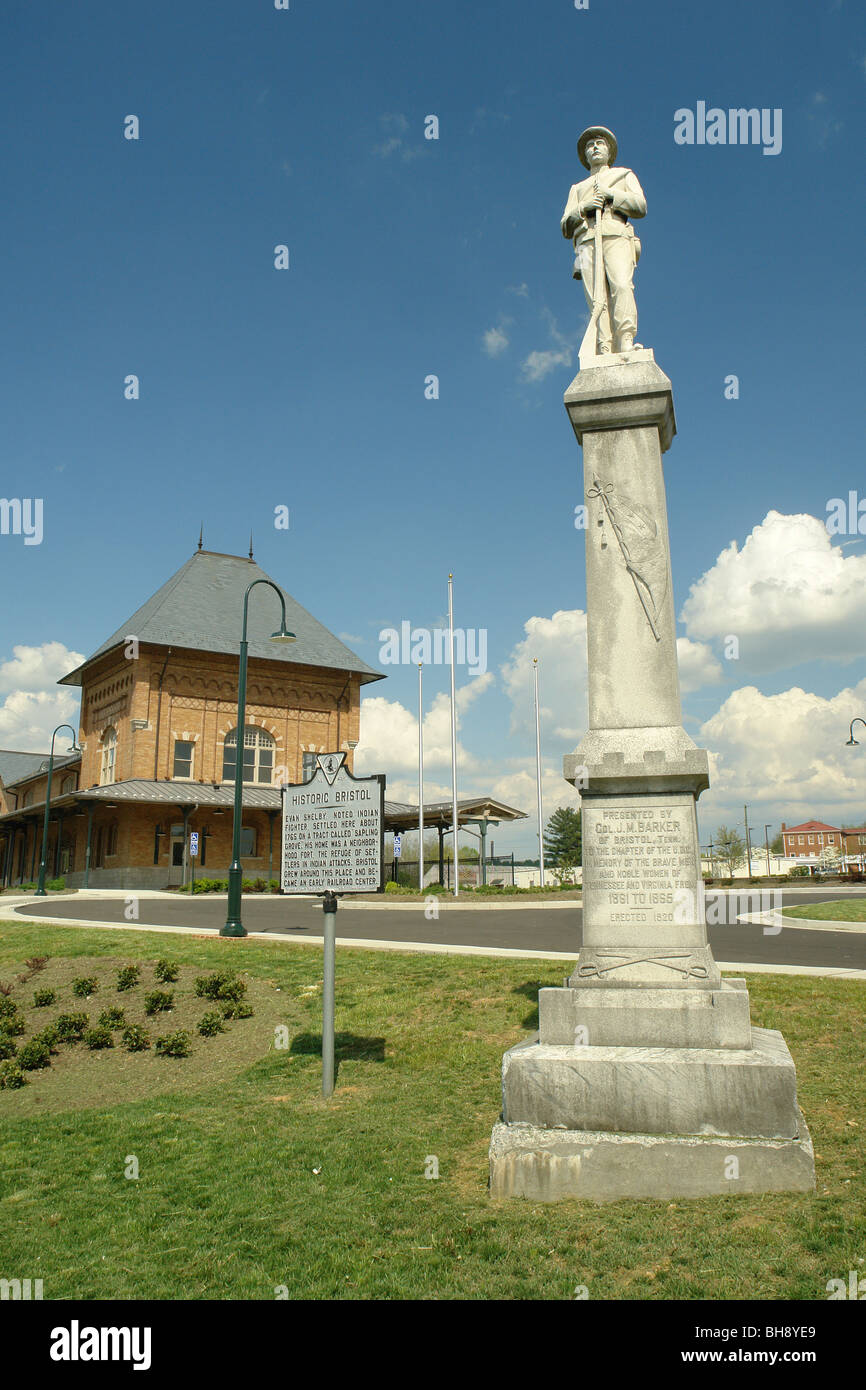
left=488, top=127, right=815, bottom=1202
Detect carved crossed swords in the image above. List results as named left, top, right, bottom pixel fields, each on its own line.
left=578, top=952, right=710, bottom=980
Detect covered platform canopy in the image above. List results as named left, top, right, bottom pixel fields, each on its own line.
left=382, top=796, right=528, bottom=886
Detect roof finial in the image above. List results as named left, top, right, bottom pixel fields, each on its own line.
left=249, top=531, right=254, bottom=561
left=197, top=524, right=203, bottom=552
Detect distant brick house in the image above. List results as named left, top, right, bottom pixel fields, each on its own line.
left=781, top=820, right=844, bottom=859
left=781, top=819, right=866, bottom=872
left=0, top=548, right=383, bottom=888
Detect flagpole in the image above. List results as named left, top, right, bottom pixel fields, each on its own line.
left=418, top=662, right=424, bottom=893
left=448, top=573, right=459, bottom=898
left=533, top=657, right=545, bottom=887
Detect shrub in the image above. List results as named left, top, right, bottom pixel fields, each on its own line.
left=154, top=959, right=179, bottom=983
left=72, top=976, right=98, bottom=998
left=385, top=880, right=406, bottom=894
left=0, top=1060, right=25, bottom=1089
left=197, top=1011, right=225, bottom=1037
left=55, top=1012, right=89, bottom=1043
left=121, top=1024, right=150, bottom=1052
left=144, top=990, right=174, bottom=1015
left=0, top=1035, right=17, bottom=1061
left=116, top=965, right=140, bottom=991
left=0, top=992, right=18, bottom=1013
left=33, top=988, right=56, bottom=1008
left=268, top=880, right=280, bottom=894
left=195, top=970, right=247, bottom=1003
left=84, top=1026, right=115, bottom=1050
left=154, top=1030, right=191, bottom=1058
left=221, top=1000, right=253, bottom=1021
left=17, top=1038, right=51, bottom=1071
left=31, top=1025, right=60, bottom=1054
left=24, top=957, right=49, bottom=974
left=0, top=1013, right=25, bottom=1037
left=98, top=1007, right=125, bottom=1030
left=46, top=877, right=66, bottom=892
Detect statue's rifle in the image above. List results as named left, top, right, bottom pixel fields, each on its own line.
left=578, top=169, right=629, bottom=366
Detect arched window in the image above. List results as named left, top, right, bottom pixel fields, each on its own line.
left=60, top=774, right=77, bottom=795
left=222, top=726, right=275, bottom=785
left=100, top=727, right=117, bottom=786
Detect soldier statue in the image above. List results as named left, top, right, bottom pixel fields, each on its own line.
left=561, top=126, right=647, bottom=356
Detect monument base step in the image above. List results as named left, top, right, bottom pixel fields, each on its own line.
left=488, top=1115, right=815, bottom=1203
left=539, top=978, right=751, bottom=1049
left=502, top=1026, right=801, bottom=1138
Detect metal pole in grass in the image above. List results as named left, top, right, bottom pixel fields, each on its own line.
left=322, top=890, right=337, bottom=1096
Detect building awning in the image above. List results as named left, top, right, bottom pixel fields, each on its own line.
left=0, top=783, right=528, bottom=830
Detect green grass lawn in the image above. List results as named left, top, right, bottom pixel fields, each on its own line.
left=1, top=922, right=863, bottom=1301
left=783, top=900, right=866, bottom=923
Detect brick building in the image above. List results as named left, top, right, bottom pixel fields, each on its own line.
left=0, top=548, right=383, bottom=888
left=781, top=819, right=866, bottom=872
left=781, top=820, right=844, bottom=860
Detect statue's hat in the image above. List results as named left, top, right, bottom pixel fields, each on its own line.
left=577, top=125, right=618, bottom=169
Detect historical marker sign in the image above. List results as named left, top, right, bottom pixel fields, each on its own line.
left=280, top=759, right=385, bottom=894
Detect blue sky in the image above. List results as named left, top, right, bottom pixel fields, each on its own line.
left=1, top=0, right=865, bottom=854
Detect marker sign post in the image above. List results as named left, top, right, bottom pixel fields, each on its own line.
left=280, top=754, right=385, bottom=1096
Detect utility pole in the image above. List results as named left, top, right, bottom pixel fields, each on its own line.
left=744, top=804, right=752, bottom=878
left=764, top=824, right=772, bottom=879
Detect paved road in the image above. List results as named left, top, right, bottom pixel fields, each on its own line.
left=16, top=891, right=866, bottom=971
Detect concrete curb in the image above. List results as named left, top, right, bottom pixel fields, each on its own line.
left=739, top=910, right=866, bottom=936
left=3, top=906, right=865, bottom=978
left=341, top=897, right=579, bottom=911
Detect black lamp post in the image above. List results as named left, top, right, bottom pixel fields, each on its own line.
left=222, top=580, right=295, bottom=937
left=35, top=724, right=81, bottom=896
left=846, top=718, right=866, bottom=746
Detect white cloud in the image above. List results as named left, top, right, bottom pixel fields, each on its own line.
left=356, top=673, right=493, bottom=779
left=697, top=676, right=866, bottom=829
left=0, top=643, right=84, bottom=752
left=676, top=637, right=724, bottom=693
left=0, top=642, right=84, bottom=694
left=483, top=325, right=509, bottom=357
left=500, top=610, right=588, bottom=742
left=521, top=347, right=572, bottom=382
left=681, top=510, right=866, bottom=673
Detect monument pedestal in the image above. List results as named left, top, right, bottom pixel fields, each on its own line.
left=489, top=352, right=815, bottom=1202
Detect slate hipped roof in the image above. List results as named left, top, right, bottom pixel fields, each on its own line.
left=0, top=750, right=53, bottom=786
left=58, top=550, right=384, bottom=687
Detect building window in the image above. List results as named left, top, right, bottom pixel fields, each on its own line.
left=93, top=826, right=106, bottom=869
left=302, top=752, right=317, bottom=783
left=100, top=727, right=117, bottom=786
left=240, top=825, right=257, bottom=857
left=798, top=836, right=804, bottom=844
left=222, top=727, right=275, bottom=784
left=60, top=774, right=77, bottom=795
left=808, top=835, right=814, bottom=845
left=107, top=823, right=119, bottom=857
left=173, top=740, right=194, bottom=779
left=818, top=834, right=824, bottom=844
left=22, top=789, right=32, bottom=808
